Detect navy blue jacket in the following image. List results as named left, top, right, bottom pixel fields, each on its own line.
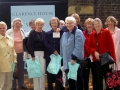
left=44, top=29, right=64, bottom=66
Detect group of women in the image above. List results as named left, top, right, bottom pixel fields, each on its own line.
left=0, top=13, right=120, bottom=90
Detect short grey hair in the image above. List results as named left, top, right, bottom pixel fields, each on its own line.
left=0, top=21, right=7, bottom=29
left=94, top=18, right=102, bottom=24
left=60, top=20, right=65, bottom=24
left=11, top=18, right=23, bottom=27
left=65, top=16, right=76, bottom=24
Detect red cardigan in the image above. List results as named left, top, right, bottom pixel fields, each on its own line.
left=89, top=28, right=116, bottom=61
left=83, top=30, right=94, bottom=58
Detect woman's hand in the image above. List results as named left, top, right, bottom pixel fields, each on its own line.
left=54, top=51, right=58, bottom=56
left=94, top=51, right=100, bottom=60
left=71, top=60, right=75, bottom=65
left=32, top=57, right=35, bottom=60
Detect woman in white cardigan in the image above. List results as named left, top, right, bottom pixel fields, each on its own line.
left=6, top=18, right=27, bottom=90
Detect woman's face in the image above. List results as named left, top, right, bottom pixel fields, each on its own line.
left=50, top=20, right=58, bottom=30
left=94, top=21, right=102, bottom=31
left=66, top=21, right=75, bottom=31
left=107, top=19, right=115, bottom=28
left=60, top=22, right=65, bottom=27
left=73, top=17, right=79, bottom=26
left=86, top=22, right=93, bottom=33
left=13, top=20, right=21, bottom=29
left=0, top=24, right=6, bottom=36
left=35, top=23, right=44, bottom=31
left=30, top=23, right=36, bottom=30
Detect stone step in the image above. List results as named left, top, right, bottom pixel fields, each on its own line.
left=23, top=74, right=93, bottom=90
left=24, top=74, right=69, bottom=90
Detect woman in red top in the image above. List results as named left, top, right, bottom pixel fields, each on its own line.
left=82, top=18, right=94, bottom=90
left=89, top=18, right=116, bottom=90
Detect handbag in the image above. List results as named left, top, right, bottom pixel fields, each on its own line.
left=74, top=32, right=91, bottom=70
left=76, top=58, right=91, bottom=69
left=100, top=53, right=114, bottom=66
left=67, top=62, right=80, bottom=80
left=106, top=64, right=120, bottom=89
left=95, top=36, right=115, bottom=66
left=12, top=63, right=16, bottom=80
left=47, top=54, right=62, bottom=74
left=13, top=67, right=20, bottom=79
left=26, top=58, right=43, bottom=78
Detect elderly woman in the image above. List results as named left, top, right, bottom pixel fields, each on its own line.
left=60, top=16, right=85, bottom=90
left=26, top=19, right=36, bottom=36
left=82, top=18, right=94, bottom=90
left=89, top=18, right=116, bottom=90
left=24, top=19, right=36, bottom=60
left=6, top=18, right=26, bottom=90
left=105, top=16, right=120, bottom=90
left=71, top=13, right=84, bottom=31
left=29, top=19, right=36, bottom=30
left=44, top=17, right=64, bottom=90
left=59, top=20, right=65, bottom=27
left=27, top=18, right=46, bottom=90
left=0, top=21, right=17, bottom=90
left=59, top=14, right=83, bottom=32
left=105, top=16, right=120, bottom=69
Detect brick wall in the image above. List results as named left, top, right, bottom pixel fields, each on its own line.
left=69, top=0, right=120, bottom=28
left=95, top=0, right=120, bottom=28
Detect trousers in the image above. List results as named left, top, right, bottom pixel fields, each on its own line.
left=0, top=72, right=12, bottom=90
left=91, top=61, right=112, bottom=90
left=13, top=53, right=25, bottom=88
left=33, top=51, right=46, bottom=90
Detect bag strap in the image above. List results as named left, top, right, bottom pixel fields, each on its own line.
left=21, top=29, right=26, bottom=38
left=114, top=63, right=118, bottom=71
left=37, top=31, right=45, bottom=41
left=74, top=30, right=77, bottom=47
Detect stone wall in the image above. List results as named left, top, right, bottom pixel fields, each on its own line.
left=68, top=0, right=120, bottom=28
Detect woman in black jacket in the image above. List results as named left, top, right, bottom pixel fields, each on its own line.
left=44, top=17, right=64, bottom=90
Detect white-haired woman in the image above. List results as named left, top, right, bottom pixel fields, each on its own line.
left=89, top=18, right=116, bottom=90
left=6, top=18, right=27, bottom=90
left=60, top=16, right=85, bottom=90
left=0, top=21, right=17, bottom=90
left=27, top=18, right=46, bottom=90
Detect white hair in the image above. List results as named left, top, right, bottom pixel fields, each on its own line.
left=0, top=21, right=7, bottom=29
left=93, top=18, right=103, bottom=29
left=60, top=20, right=65, bottom=24
left=94, top=18, right=102, bottom=24
left=11, top=18, right=23, bottom=27
left=65, top=16, right=76, bottom=24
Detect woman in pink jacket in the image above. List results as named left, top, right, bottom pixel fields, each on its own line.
left=105, top=16, right=120, bottom=90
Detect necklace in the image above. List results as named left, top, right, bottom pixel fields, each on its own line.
left=37, top=32, right=43, bottom=41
